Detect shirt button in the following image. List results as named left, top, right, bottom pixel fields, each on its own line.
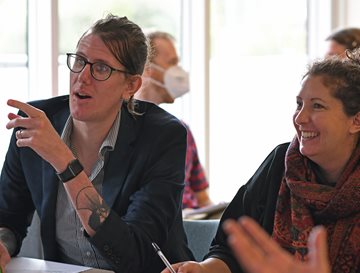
left=86, top=251, right=91, bottom=256
left=80, top=227, right=84, bottom=232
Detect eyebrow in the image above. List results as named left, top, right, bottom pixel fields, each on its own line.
left=75, top=52, right=117, bottom=67
left=310, top=97, right=327, bottom=103
left=296, top=96, right=326, bottom=102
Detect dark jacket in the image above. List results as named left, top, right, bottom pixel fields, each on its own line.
left=0, top=95, right=194, bottom=273
left=205, top=143, right=290, bottom=273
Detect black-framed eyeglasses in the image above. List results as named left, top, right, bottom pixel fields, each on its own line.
left=66, top=53, right=129, bottom=81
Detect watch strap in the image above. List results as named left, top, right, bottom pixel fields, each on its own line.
left=56, top=158, right=84, bottom=183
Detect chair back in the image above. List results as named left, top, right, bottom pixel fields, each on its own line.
left=183, top=219, right=219, bottom=261
left=18, top=212, right=43, bottom=259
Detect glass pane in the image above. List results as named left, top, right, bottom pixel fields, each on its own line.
left=209, top=0, right=308, bottom=202
left=0, top=0, right=28, bottom=162
left=0, top=0, right=27, bottom=54
left=58, top=0, right=181, bottom=95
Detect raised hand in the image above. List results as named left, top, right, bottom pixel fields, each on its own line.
left=6, top=99, right=73, bottom=171
left=223, top=216, right=331, bottom=273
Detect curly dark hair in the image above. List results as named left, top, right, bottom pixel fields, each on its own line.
left=304, top=48, right=360, bottom=117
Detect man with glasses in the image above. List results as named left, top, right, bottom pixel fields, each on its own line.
left=135, top=31, right=214, bottom=212
left=0, top=15, right=193, bottom=273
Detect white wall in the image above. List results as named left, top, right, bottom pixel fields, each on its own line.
left=345, top=0, right=360, bottom=26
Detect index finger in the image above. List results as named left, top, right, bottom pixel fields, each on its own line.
left=237, top=217, right=280, bottom=254
left=7, top=99, right=41, bottom=118
left=308, top=226, right=330, bottom=272
left=160, top=262, right=185, bottom=273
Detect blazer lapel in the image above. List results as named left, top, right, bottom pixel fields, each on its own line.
left=40, top=107, right=70, bottom=247
left=102, top=106, right=140, bottom=208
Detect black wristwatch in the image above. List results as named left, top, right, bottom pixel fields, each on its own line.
left=56, top=159, right=84, bottom=183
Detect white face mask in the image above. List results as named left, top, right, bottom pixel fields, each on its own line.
left=149, top=63, right=190, bottom=99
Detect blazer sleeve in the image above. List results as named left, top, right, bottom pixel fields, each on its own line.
left=0, top=129, right=39, bottom=255
left=204, top=143, right=289, bottom=273
left=0, top=96, right=70, bottom=256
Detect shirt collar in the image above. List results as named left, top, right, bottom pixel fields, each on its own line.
left=61, top=110, right=122, bottom=158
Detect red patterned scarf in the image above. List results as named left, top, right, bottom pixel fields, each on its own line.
left=272, top=137, right=360, bottom=273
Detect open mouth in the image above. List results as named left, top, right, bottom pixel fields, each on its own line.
left=75, top=92, right=92, bottom=99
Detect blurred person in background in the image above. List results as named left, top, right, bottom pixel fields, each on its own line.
left=324, top=27, right=360, bottom=58
left=135, top=31, right=213, bottom=210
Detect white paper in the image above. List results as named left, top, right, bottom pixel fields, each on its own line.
left=7, top=257, right=92, bottom=273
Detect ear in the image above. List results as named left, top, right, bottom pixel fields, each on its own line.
left=350, top=112, right=360, bottom=134
left=123, top=75, right=142, bottom=100
left=142, top=63, right=152, bottom=77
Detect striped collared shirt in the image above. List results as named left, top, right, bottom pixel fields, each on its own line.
left=55, top=110, right=121, bottom=269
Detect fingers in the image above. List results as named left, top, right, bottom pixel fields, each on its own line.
left=238, top=216, right=282, bottom=254
left=7, top=99, right=42, bottom=118
left=5, top=99, right=70, bottom=168
left=177, top=261, right=205, bottom=273
left=6, top=100, right=44, bottom=131
left=224, top=216, right=280, bottom=257
left=223, top=217, right=289, bottom=273
left=224, top=218, right=332, bottom=273
left=8, top=112, right=19, bottom=121
left=16, top=128, right=32, bottom=147
left=18, top=129, right=23, bottom=139
left=308, top=226, right=331, bottom=273
left=0, top=244, right=10, bottom=273
left=160, top=262, right=185, bottom=273
left=16, top=128, right=25, bottom=140
left=223, top=218, right=265, bottom=273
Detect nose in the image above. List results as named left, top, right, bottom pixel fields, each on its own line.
left=294, top=106, right=309, bottom=126
left=77, top=63, right=92, bottom=83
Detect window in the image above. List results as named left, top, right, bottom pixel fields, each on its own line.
left=0, top=0, right=182, bottom=166
left=207, top=0, right=308, bottom=202
left=58, top=0, right=181, bottom=95
left=0, top=1, right=345, bottom=205
left=0, top=0, right=28, bottom=161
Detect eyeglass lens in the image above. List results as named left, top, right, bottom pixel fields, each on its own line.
left=67, top=54, right=113, bottom=81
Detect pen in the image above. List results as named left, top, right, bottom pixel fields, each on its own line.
left=152, top=242, right=176, bottom=273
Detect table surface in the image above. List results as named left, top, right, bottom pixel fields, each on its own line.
left=7, top=257, right=114, bottom=273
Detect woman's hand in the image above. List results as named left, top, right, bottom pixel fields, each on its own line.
left=6, top=99, right=73, bottom=171
left=223, top=216, right=331, bottom=273
left=160, top=261, right=204, bottom=273
left=160, top=258, right=231, bottom=273
left=0, top=241, right=11, bottom=273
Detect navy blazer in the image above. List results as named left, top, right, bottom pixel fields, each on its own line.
left=0, top=95, right=194, bottom=273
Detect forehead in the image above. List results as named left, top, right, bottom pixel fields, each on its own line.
left=299, top=75, right=332, bottom=98
left=76, top=33, right=117, bottom=63
left=325, top=40, right=347, bottom=57
left=153, top=38, right=178, bottom=59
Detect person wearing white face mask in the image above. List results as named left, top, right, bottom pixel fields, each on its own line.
left=136, top=32, right=190, bottom=104
left=135, top=31, right=213, bottom=211
left=147, top=62, right=190, bottom=101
